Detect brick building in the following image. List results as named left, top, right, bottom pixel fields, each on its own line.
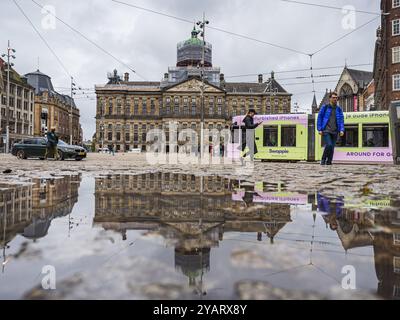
left=374, top=0, right=400, bottom=110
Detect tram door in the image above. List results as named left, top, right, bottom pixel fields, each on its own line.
left=308, top=115, right=316, bottom=161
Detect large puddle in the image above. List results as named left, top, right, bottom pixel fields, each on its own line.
left=0, top=173, right=399, bottom=300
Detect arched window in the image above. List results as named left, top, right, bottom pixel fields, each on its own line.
left=340, top=83, right=354, bottom=112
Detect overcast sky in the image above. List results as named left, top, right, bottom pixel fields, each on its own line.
left=1, top=0, right=380, bottom=140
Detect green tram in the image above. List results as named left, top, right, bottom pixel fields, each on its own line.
left=229, top=111, right=392, bottom=163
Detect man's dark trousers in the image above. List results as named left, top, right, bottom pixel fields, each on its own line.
left=321, top=133, right=338, bottom=165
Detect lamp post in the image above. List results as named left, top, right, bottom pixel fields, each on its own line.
left=266, top=73, right=279, bottom=114
left=100, top=122, right=104, bottom=150
left=70, top=77, right=76, bottom=145
left=197, top=14, right=209, bottom=160
left=1, top=41, right=16, bottom=154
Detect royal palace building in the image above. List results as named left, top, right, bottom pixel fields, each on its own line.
left=95, top=27, right=292, bottom=152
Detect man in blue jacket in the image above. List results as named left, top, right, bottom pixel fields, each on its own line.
left=317, top=92, right=345, bottom=165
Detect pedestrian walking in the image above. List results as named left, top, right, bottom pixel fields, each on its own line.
left=317, top=92, right=345, bottom=166
left=241, top=109, right=261, bottom=161
left=109, top=144, right=115, bottom=156
left=44, top=127, right=59, bottom=160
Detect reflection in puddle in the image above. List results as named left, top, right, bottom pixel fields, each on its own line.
left=1, top=176, right=81, bottom=269
left=0, top=173, right=400, bottom=299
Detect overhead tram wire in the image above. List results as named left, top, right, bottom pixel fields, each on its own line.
left=30, top=0, right=147, bottom=81
left=280, top=0, right=382, bottom=16
left=277, top=73, right=342, bottom=81
left=14, top=0, right=95, bottom=97
left=281, top=78, right=362, bottom=86
left=110, top=0, right=376, bottom=96
left=110, top=0, right=378, bottom=58
left=312, top=15, right=380, bottom=55
left=110, top=0, right=310, bottom=56
left=224, top=63, right=373, bottom=79
left=13, top=0, right=72, bottom=79
left=111, top=0, right=375, bottom=96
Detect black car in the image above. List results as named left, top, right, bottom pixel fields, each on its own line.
left=11, top=137, right=87, bottom=161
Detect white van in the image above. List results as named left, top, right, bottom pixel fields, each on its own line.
left=129, top=148, right=142, bottom=154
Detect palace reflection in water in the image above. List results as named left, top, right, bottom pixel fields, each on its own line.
left=93, top=173, right=400, bottom=299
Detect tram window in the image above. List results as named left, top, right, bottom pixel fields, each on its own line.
left=362, top=124, right=389, bottom=147
left=337, top=125, right=359, bottom=147
left=281, top=126, right=296, bottom=147
left=263, top=126, right=278, bottom=147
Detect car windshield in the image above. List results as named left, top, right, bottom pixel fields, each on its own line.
left=58, top=140, right=68, bottom=146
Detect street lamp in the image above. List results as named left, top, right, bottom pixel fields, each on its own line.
left=1, top=41, right=16, bottom=154
left=266, top=74, right=279, bottom=114
left=70, top=77, right=76, bottom=145
left=100, top=123, right=104, bottom=150
left=197, top=14, right=209, bottom=160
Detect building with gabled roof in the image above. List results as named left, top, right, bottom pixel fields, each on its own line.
left=25, top=70, right=81, bottom=144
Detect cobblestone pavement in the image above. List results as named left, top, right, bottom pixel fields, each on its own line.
left=1, top=153, right=400, bottom=200
left=1, top=153, right=398, bottom=300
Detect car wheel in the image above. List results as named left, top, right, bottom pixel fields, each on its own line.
left=57, top=150, right=65, bottom=161
left=75, top=157, right=82, bottom=161
left=16, top=150, right=26, bottom=160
